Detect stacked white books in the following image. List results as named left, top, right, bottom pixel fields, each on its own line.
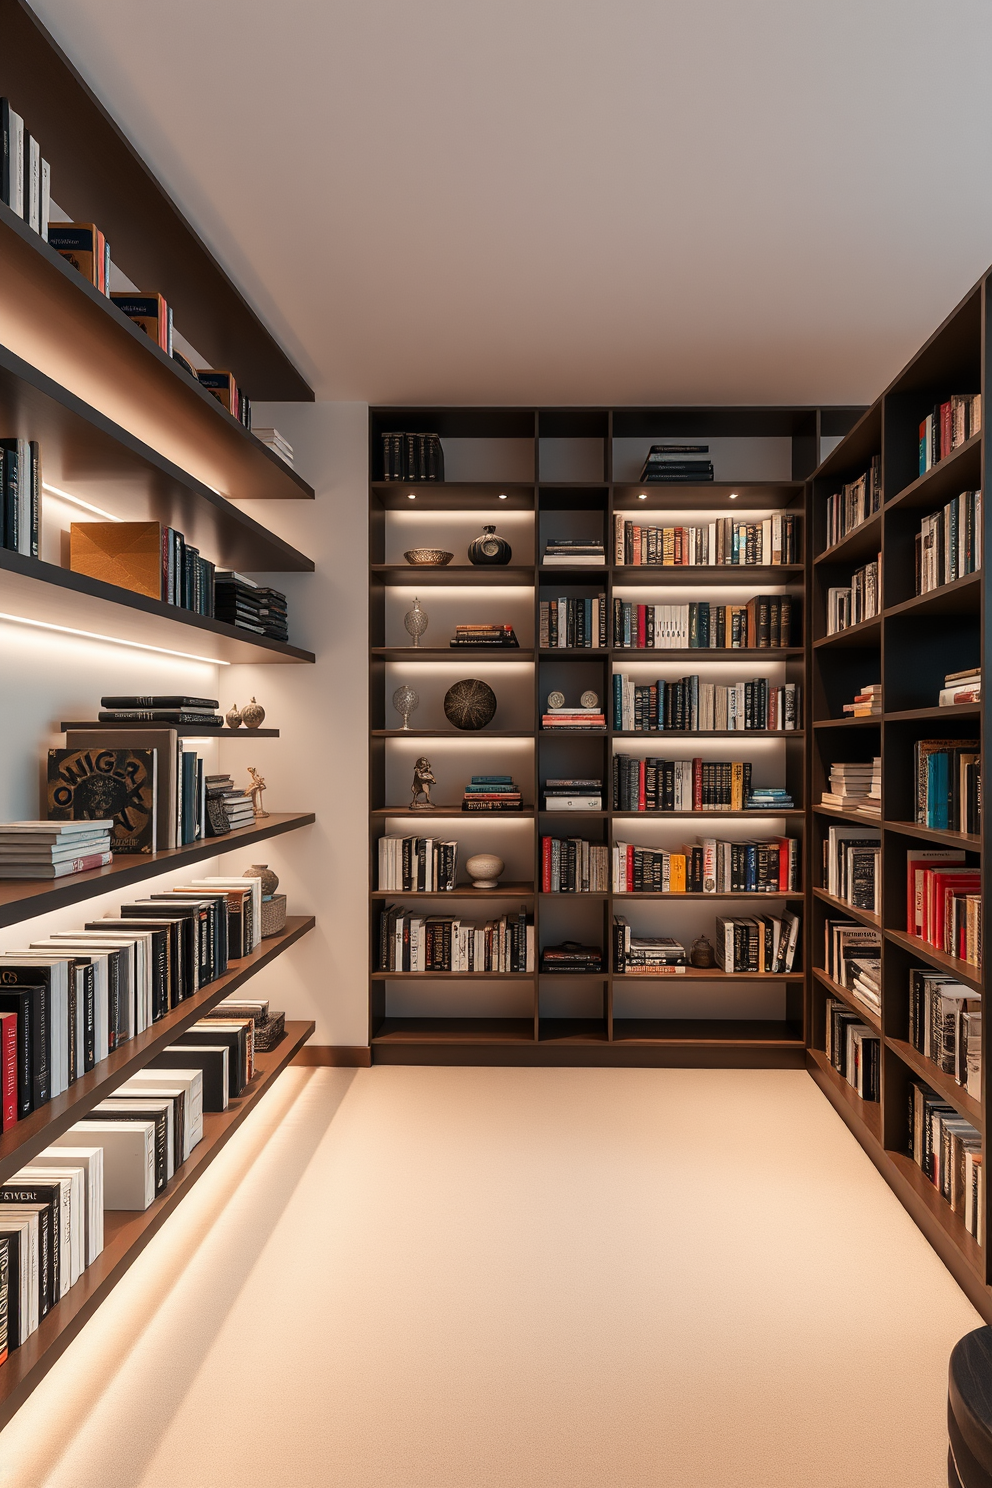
left=821, top=763, right=879, bottom=816
left=253, top=427, right=293, bottom=466
left=940, top=666, right=981, bottom=706
left=0, top=821, right=114, bottom=879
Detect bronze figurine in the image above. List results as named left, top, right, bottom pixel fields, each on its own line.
left=410, top=756, right=437, bottom=809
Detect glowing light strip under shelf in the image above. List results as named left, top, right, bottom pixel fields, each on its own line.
left=0, top=611, right=230, bottom=665
left=42, top=483, right=123, bottom=522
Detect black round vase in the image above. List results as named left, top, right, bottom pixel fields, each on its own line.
left=468, top=525, right=512, bottom=566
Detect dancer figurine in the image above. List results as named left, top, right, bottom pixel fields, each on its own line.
left=246, top=765, right=270, bottom=819
left=410, top=757, right=437, bottom=810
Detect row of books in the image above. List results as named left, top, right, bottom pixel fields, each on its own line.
left=377, top=906, right=534, bottom=972
left=939, top=666, right=980, bottom=707
left=613, top=513, right=800, bottom=567
left=826, top=554, right=879, bottom=635
left=823, top=824, right=879, bottom=913
left=822, top=919, right=881, bottom=1016
left=0, top=821, right=113, bottom=882
left=539, top=597, right=608, bottom=648
left=0, top=879, right=263, bottom=1127
left=612, top=675, right=801, bottom=732
left=613, top=836, right=800, bottom=894
left=820, top=759, right=881, bottom=818
left=908, top=1081, right=982, bottom=1241
left=824, top=456, right=881, bottom=548
left=611, top=913, right=801, bottom=973
left=613, top=597, right=796, bottom=650
left=915, top=490, right=982, bottom=594
left=542, top=539, right=605, bottom=567
left=0, top=97, right=50, bottom=238
left=541, top=838, right=609, bottom=892
left=377, top=836, right=458, bottom=893
left=462, top=776, right=523, bottom=812
left=380, top=432, right=444, bottom=482
left=914, top=738, right=980, bottom=834
left=69, top=520, right=216, bottom=618
left=0, top=438, right=40, bottom=558
left=638, top=444, right=713, bottom=483
left=919, top=395, right=982, bottom=476
left=449, top=624, right=519, bottom=649
left=908, top=967, right=980, bottom=1098
left=907, top=851, right=980, bottom=967
left=612, top=755, right=793, bottom=813
left=825, top=996, right=879, bottom=1100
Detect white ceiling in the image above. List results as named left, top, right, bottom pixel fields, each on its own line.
left=28, top=0, right=992, bottom=407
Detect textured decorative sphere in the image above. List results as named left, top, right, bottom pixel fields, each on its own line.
left=392, top=685, right=420, bottom=728
left=465, top=853, right=504, bottom=889
left=245, top=863, right=279, bottom=897
left=580, top=690, right=599, bottom=709
left=241, top=697, right=266, bottom=729
left=225, top=703, right=242, bottom=729
left=443, top=678, right=497, bottom=731
left=547, top=691, right=565, bottom=709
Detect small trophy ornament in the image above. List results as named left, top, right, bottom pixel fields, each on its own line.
left=410, top=756, right=437, bottom=809
left=392, top=685, right=420, bottom=730
left=404, top=596, right=429, bottom=647
left=246, top=766, right=270, bottom=819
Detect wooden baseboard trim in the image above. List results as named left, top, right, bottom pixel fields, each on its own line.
left=292, top=1044, right=372, bottom=1068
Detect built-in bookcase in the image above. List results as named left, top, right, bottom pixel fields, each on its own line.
left=808, top=274, right=992, bottom=1319
left=368, top=405, right=860, bottom=1066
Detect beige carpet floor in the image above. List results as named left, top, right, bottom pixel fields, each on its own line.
left=0, top=1065, right=979, bottom=1488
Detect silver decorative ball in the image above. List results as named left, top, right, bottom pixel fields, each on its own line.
left=392, top=686, right=420, bottom=729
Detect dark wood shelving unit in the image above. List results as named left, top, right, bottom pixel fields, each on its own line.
left=369, top=404, right=860, bottom=1065
left=807, top=268, right=991, bottom=1317
left=0, top=1017, right=315, bottom=1430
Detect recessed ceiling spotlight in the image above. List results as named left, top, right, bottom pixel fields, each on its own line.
left=729, top=492, right=739, bottom=500
left=498, top=492, right=508, bottom=500
left=638, top=492, right=647, bottom=501
left=407, top=492, right=416, bottom=500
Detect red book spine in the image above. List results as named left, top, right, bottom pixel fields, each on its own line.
left=0, top=1012, right=16, bottom=1130
left=941, top=401, right=953, bottom=461
left=637, top=606, right=646, bottom=649
left=542, top=836, right=552, bottom=893
left=626, top=843, right=634, bottom=892
left=692, top=758, right=703, bottom=812
left=777, top=837, right=788, bottom=892
left=638, top=759, right=646, bottom=812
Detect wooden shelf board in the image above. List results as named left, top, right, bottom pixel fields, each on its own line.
left=0, top=201, right=314, bottom=502
left=612, top=969, right=803, bottom=982
left=370, top=882, right=534, bottom=899
left=611, top=482, right=803, bottom=511
left=372, top=729, right=533, bottom=738
left=812, top=804, right=883, bottom=827
left=371, top=648, right=534, bottom=662
left=812, top=717, right=881, bottom=729
left=882, top=820, right=980, bottom=851
left=884, top=1151, right=984, bottom=1280
left=611, top=809, right=804, bottom=819
left=811, top=968, right=881, bottom=1032
left=372, top=972, right=535, bottom=981
left=806, top=1047, right=882, bottom=1144
left=372, top=1018, right=534, bottom=1044
left=612, top=565, right=803, bottom=587
left=612, top=1018, right=804, bottom=1046
left=538, top=565, right=609, bottom=578
left=884, top=571, right=981, bottom=619
left=61, top=723, right=280, bottom=739
left=882, top=704, right=981, bottom=723
left=812, top=511, right=881, bottom=568
left=612, top=890, right=803, bottom=901
left=882, top=929, right=982, bottom=994
left=0, top=1018, right=315, bottom=1427
left=0, top=917, right=314, bottom=1186
left=812, top=888, right=880, bottom=929
left=371, top=566, right=536, bottom=587
left=607, top=648, right=805, bottom=659
left=885, top=1037, right=983, bottom=1130
left=812, top=616, right=882, bottom=649
left=0, top=813, right=315, bottom=930
left=612, top=730, right=803, bottom=739
left=538, top=1019, right=608, bottom=1044
left=370, top=483, right=534, bottom=511
left=0, top=550, right=315, bottom=665
left=884, top=433, right=982, bottom=513
left=372, top=806, right=535, bottom=818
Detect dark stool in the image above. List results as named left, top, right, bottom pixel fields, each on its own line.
left=949, top=1328, right=992, bottom=1488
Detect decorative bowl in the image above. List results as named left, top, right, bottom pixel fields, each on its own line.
left=404, top=549, right=454, bottom=567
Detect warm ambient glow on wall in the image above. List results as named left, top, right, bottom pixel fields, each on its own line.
left=0, top=611, right=230, bottom=665
left=42, top=483, right=123, bottom=522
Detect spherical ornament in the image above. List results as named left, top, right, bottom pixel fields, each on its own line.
left=245, top=863, right=279, bottom=898
left=580, top=690, right=599, bottom=710
left=467, top=525, right=512, bottom=566
left=547, top=690, right=565, bottom=710
left=392, top=685, right=420, bottom=729
left=443, top=678, right=497, bottom=731
left=225, top=703, right=242, bottom=729
left=404, top=597, right=429, bottom=647
left=465, top=853, right=504, bottom=889
left=241, top=697, right=266, bottom=729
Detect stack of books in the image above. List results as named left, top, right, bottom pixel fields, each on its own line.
left=716, top=912, right=800, bottom=973
left=614, top=513, right=800, bottom=566
left=380, top=432, right=444, bottom=482
left=95, top=696, right=223, bottom=727
left=914, top=739, right=980, bottom=833
left=746, top=787, right=794, bottom=810
left=824, top=457, right=881, bottom=547
left=908, top=967, right=981, bottom=1097
left=542, top=779, right=602, bottom=811
left=539, top=596, right=607, bottom=648
left=542, top=538, right=605, bottom=566
left=211, top=997, right=285, bottom=1051
left=377, top=836, right=458, bottom=892
left=842, top=683, right=881, bottom=718
left=461, top=776, right=522, bottom=812
left=919, top=396, right=982, bottom=475
left=214, top=573, right=288, bottom=642
left=449, top=624, right=519, bottom=649
left=827, top=554, right=880, bottom=634
left=613, top=918, right=687, bottom=974
left=916, top=492, right=982, bottom=593
left=939, top=667, right=981, bottom=705
left=638, top=444, right=713, bottom=483
left=826, top=996, right=880, bottom=1100
left=908, top=1080, right=982, bottom=1237
left=821, top=761, right=880, bottom=815
left=540, top=941, right=603, bottom=973
left=612, top=674, right=801, bottom=732
left=0, top=437, right=40, bottom=558
left=253, top=427, right=294, bottom=467
left=205, top=775, right=255, bottom=833
left=540, top=838, right=609, bottom=892
left=613, top=596, right=794, bottom=650
left=541, top=704, right=606, bottom=731
left=0, top=821, right=113, bottom=880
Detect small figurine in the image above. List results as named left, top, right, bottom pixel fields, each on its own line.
left=410, top=756, right=437, bottom=809
left=246, top=765, right=270, bottom=819
left=690, top=934, right=716, bottom=968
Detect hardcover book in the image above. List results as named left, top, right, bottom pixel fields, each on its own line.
left=48, top=747, right=157, bottom=854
